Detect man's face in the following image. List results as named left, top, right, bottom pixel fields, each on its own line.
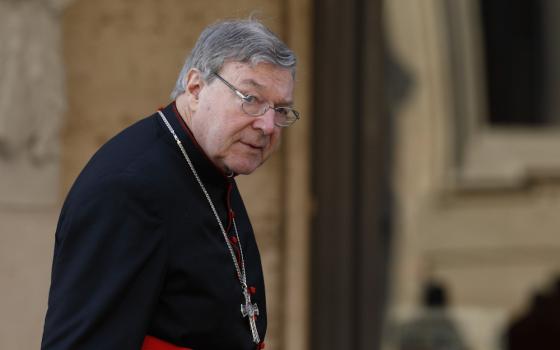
left=182, top=61, right=294, bottom=175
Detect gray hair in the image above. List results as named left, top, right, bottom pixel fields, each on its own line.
left=170, top=19, right=296, bottom=99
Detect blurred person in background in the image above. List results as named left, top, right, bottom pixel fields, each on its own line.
left=41, top=18, right=299, bottom=350
left=396, top=280, right=468, bottom=350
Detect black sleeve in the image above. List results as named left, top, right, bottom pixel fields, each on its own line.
left=41, top=172, right=167, bottom=349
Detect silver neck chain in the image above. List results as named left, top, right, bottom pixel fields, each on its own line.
left=157, top=110, right=260, bottom=344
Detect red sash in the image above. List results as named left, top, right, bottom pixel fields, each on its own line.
left=141, top=335, right=192, bottom=350
left=141, top=335, right=265, bottom=350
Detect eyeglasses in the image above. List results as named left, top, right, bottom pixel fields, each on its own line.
left=212, top=72, right=300, bottom=128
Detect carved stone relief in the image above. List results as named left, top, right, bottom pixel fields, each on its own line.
left=0, top=0, right=74, bottom=206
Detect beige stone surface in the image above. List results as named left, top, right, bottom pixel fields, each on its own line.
left=0, top=207, right=58, bottom=350
left=281, top=0, right=313, bottom=348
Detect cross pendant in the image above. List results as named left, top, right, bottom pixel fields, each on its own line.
left=240, top=299, right=260, bottom=343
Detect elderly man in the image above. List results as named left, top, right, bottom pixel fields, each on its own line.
left=41, top=19, right=298, bottom=350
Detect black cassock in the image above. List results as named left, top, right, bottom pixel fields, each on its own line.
left=41, top=102, right=267, bottom=350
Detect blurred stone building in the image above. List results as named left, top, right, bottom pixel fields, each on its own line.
left=384, top=1, right=560, bottom=349
left=2, top=0, right=560, bottom=349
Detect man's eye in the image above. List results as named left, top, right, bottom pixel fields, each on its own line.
left=275, top=107, right=289, bottom=116
left=243, top=95, right=258, bottom=104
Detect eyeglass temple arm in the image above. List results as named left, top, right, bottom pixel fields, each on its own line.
left=213, top=72, right=248, bottom=100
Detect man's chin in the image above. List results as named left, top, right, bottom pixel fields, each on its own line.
left=229, top=166, right=258, bottom=175
left=225, top=159, right=262, bottom=175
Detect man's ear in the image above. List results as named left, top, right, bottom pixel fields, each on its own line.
left=184, top=69, right=204, bottom=109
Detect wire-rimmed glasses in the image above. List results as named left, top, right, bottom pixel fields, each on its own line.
left=212, top=72, right=300, bottom=128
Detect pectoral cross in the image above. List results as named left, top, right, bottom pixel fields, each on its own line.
left=241, top=288, right=260, bottom=344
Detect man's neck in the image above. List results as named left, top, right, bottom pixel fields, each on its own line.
left=174, top=94, right=192, bottom=129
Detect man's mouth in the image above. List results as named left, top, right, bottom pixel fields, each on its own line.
left=242, top=141, right=265, bottom=150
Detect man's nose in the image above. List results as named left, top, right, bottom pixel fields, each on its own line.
left=253, top=108, right=276, bottom=135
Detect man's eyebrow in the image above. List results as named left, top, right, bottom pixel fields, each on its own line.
left=239, top=78, right=294, bottom=106
left=239, top=78, right=265, bottom=89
